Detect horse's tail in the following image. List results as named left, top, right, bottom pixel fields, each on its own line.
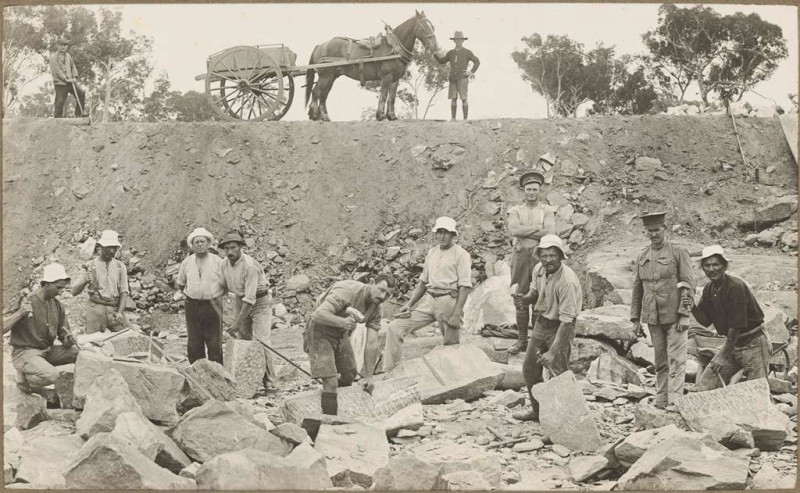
left=305, top=45, right=319, bottom=107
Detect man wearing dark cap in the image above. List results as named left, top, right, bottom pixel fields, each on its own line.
left=218, top=230, right=274, bottom=389
left=434, top=31, right=480, bottom=121
left=50, top=36, right=87, bottom=118
left=630, top=212, right=695, bottom=410
left=506, top=171, right=555, bottom=354
left=689, top=245, right=771, bottom=390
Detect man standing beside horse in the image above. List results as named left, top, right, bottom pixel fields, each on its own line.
left=434, top=31, right=480, bottom=121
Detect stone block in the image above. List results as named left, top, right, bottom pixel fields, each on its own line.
left=111, top=412, right=163, bottom=460
left=14, top=391, right=47, bottom=431
left=195, top=448, right=332, bottom=490
left=53, top=364, right=75, bottom=410
left=224, top=338, right=267, bottom=399
left=170, top=400, right=291, bottom=463
left=531, top=371, right=602, bottom=452
left=75, top=369, right=143, bottom=440
left=14, top=434, right=83, bottom=488
left=372, top=451, right=445, bottom=491
left=576, top=305, right=637, bottom=341
left=72, top=350, right=114, bottom=409
left=64, top=432, right=195, bottom=489
left=587, top=352, right=644, bottom=386
left=314, top=422, right=389, bottom=487
left=178, top=358, right=237, bottom=413
left=386, top=344, right=504, bottom=404
left=568, top=455, right=609, bottom=482
left=674, top=378, right=790, bottom=451
left=111, top=360, right=184, bottom=425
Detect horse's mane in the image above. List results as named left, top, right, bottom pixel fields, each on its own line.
left=394, top=14, right=419, bottom=41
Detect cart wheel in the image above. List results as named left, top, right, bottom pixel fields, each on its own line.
left=769, top=347, right=792, bottom=380
left=251, top=72, right=294, bottom=121
left=205, top=46, right=284, bottom=122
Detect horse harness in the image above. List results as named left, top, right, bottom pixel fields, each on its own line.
left=317, top=17, right=433, bottom=87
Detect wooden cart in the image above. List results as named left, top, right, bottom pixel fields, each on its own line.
left=195, top=44, right=402, bottom=122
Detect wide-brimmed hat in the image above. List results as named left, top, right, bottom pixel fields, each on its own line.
left=41, top=263, right=70, bottom=284
left=218, top=230, right=246, bottom=248
left=432, top=216, right=458, bottom=236
left=697, top=244, right=732, bottom=265
left=97, top=230, right=122, bottom=248
left=450, top=31, right=468, bottom=40
left=519, top=171, right=545, bottom=188
left=187, top=227, right=214, bottom=247
left=535, top=234, right=568, bottom=259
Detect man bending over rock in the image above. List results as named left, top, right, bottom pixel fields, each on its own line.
left=512, top=235, right=582, bottom=422
left=4, top=264, right=78, bottom=393
left=690, top=245, right=771, bottom=390
left=306, top=275, right=395, bottom=415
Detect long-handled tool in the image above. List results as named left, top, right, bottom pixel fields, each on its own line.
left=69, top=82, right=91, bottom=124
left=254, top=337, right=323, bottom=384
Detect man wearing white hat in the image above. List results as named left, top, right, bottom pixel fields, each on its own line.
left=383, top=216, right=473, bottom=371
left=512, top=235, right=582, bottom=422
left=176, top=227, right=225, bottom=364
left=689, top=245, right=770, bottom=390
left=72, top=230, right=130, bottom=334
left=3, top=263, right=79, bottom=393
left=434, top=31, right=480, bottom=121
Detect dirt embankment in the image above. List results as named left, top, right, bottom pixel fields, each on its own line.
left=2, top=115, right=797, bottom=316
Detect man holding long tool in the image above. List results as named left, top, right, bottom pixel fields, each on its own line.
left=50, top=36, right=88, bottom=118
left=306, top=275, right=395, bottom=415
left=176, top=227, right=225, bottom=364
left=3, top=264, right=79, bottom=394
left=217, top=230, right=274, bottom=390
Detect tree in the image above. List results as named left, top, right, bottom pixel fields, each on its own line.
left=16, top=82, right=55, bottom=118
left=511, top=34, right=585, bottom=117
left=168, top=91, right=218, bottom=122
left=85, top=8, right=153, bottom=122
left=644, top=4, right=787, bottom=105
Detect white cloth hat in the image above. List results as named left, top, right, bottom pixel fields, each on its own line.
left=41, top=263, right=70, bottom=283
left=97, top=230, right=122, bottom=248
left=698, top=244, right=732, bottom=264
left=187, top=227, right=214, bottom=247
left=535, top=234, right=568, bottom=259
left=432, top=216, right=458, bottom=236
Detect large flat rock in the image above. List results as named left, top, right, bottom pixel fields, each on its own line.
left=531, top=370, right=602, bottom=452
left=674, top=378, right=791, bottom=451
left=314, top=422, right=389, bottom=488
left=72, top=350, right=113, bottom=409
left=577, top=305, right=637, bottom=341
left=111, top=360, right=185, bottom=425
left=64, top=432, right=195, bottom=489
left=617, top=435, right=749, bottom=490
left=385, top=344, right=504, bottom=404
left=195, top=448, right=332, bottom=490
left=613, top=424, right=717, bottom=468
left=170, top=399, right=291, bottom=463
left=178, top=358, right=237, bottom=413
left=14, top=434, right=84, bottom=488
left=462, top=267, right=515, bottom=334
left=411, top=442, right=502, bottom=488
left=75, top=369, right=144, bottom=439
left=280, top=376, right=422, bottom=436
left=587, top=352, right=644, bottom=386
left=372, top=451, right=445, bottom=491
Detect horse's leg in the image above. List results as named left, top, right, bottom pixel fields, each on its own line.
left=318, top=72, right=339, bottom=122
left=386, top=79, right=400, bottom=121
left=308, top=71, right=323, bottom=121
left=375, top=72, right=392, bottom=121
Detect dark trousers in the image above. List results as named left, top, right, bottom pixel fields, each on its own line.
left=522, top=315, right=574, bottom=415
left=54, top=83, right=86, bottom=118
left=185, top=297, right=223, bottom=364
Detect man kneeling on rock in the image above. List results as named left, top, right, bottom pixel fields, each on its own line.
left=512, top=235, right=582, bottom=422
left=307, top=275, right=395, bottom=415
left=3, top=264, right=79, bottom=393
left=689, top=245, right=771, bottom=390
left=382, top=216, right=473, bottom=372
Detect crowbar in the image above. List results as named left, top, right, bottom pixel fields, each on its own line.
left=253, top=337, right=323, bottom=384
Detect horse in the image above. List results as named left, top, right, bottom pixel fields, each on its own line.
left=305, top=10, right=438, bottom=121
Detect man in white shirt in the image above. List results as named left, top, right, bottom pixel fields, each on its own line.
left=383, top=216, right=473, bottom=371
left=176, top=227, right=225, bottom=364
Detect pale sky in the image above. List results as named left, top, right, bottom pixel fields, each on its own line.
left=26, top=3, right=800, bottom=121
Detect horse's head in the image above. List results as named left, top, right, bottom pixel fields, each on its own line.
left=413, top=10, right=438, bottom=53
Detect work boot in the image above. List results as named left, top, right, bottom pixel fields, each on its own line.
left=507, top=339, right=528, bottom=355
left=321, top=391, right=338, bottom=415
left=512, top=408, right=539, bottom=422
